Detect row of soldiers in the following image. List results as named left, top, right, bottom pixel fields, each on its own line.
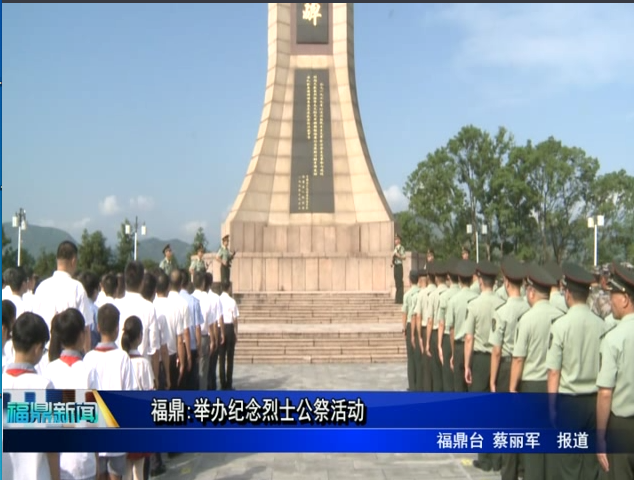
left=401, top=257, right=634, bottom=480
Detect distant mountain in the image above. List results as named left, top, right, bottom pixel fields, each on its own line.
left=2, top=223, right=192, bottom=265
left=2, top=223, right=76, bottom=256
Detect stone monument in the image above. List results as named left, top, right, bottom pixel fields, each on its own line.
left=220, top=3, right=406, bottom=293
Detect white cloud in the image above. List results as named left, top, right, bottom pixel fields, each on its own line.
left=98, top=195, right=121, bottom=216
left=69, top=217, right=91, bottom=230
left=129, top=195, right=155, bottom=211
left=429, top=4, right=634, bottom=92
left=383, top=185, right=408, bottom=213
left=183, top=221, right=208, bottom=237
left=37, top=219, right=56, bottom=228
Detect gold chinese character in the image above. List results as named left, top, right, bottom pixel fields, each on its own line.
left=302, top=3, right=322, bottom=27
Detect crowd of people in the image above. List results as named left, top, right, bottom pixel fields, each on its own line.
left=398, top=236, right=634, bottom=480
left=2, top=240, right=241, bottom=480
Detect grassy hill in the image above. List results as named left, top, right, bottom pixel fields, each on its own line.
left=2, top=223, right=193, bottom=265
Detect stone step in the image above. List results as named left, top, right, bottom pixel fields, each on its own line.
left=235, top=352, right=405, bottom=364
left=234, top=344, right=406, bottom=355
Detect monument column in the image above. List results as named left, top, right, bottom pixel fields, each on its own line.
left=221, top=3, right=401, bottom=293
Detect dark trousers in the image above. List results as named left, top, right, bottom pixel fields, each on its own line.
left=453, top=339, right=467, bottom=392
left=605, top=414, right=634, bottom=480
left=405, top=323, right=415, bottom=390
left=494, top=359, right=512, bottom=475
left=413, top=328, right=424, bottom=392
left=552, top=393, right=600, bottom=480
left=219, top=324, right=236, bottom=389
left=469, top=352, right=492, bottom=468
left=430, top=330, right=443, bottom=392
left=520, top=381, right=555, bottom=480
left=441, top=334, right=453, bottom=392
left=209, top=343, right=219, bottom=390
left=421, top=327, right=433, bottom=392
left=187, top=350, right=199, bottom=390
left=394, top=263, right=404, bottom=304
left=168, top=353, right=181, bottom=390
left=221, top=264, right=231, bottom=285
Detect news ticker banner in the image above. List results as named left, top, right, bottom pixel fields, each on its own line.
left=2, top=390, right=627, bottom=453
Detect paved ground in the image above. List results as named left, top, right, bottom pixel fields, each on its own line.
left=159, top=364, right=500, bottom=480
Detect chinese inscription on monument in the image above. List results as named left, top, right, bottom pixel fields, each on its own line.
left=296, top=3, right=329, bottom=45
left=302, top=3, right=322, bottom=26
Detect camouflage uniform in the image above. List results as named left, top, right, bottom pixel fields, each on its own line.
left=591, top=289, right=611, bottom=319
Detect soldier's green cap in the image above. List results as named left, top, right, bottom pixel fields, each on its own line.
left=561, top=262, right=594, bottom=293
left=606, top=262, right=634, bottom=297
left=476, top=260, right=499, bottom=278
left=427, top=262, right=436, bottom=276
left=409, top=270, right=418, bottom=282
left=543, top=261, right=563, bottom=281
left=417, top=267, right=428, bottom=277
left=445, top=258, right=458, bottom=275
left=433, top=261, right=447, bottom=276
left=455, top=259, right=476, bottom=278
left=501, top=256, right=526, bottom=282
left=525, top=263, right=557, bottom=290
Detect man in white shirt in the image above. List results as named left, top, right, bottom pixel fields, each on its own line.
left=3, top=267, right=29, bottom=317
left=95, top=273, right=118, bottom=308
left=21, top=272, right=39, bottom=313
left=31, top=241, right=93, bottom=353
left=140, top=272, right=170, bottom=390
left=168, top=270, right=192, bottom=389
left=205, top=273, right=224, bottom=390
left=192, top=271, right=213, bottom=390
left=115, top=261, right=161, bottom=386
left=178, top=269, right=203, bottom=390
left=218, top=281, right=239, bottom=390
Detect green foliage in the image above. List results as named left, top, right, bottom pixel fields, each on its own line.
left=188, top=227, right=209, bottom=258
left=33, top=249, right=57, bottom=278
left=78, top=229, right=112, bottom=277
left=401, top=125, right=632, bottom=264
left=2, top=226, right=36, bottom=272
left=114, top=219, right=134, bottom=272
left=142, top=258, right=159, bottom=272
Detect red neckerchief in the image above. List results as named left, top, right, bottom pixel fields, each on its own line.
left=5, top=368, right=34, bottom=377
left=60, top=355, right=81, bottom=366
left=129, top=353, right=142, bottom=359
left=94, top=344, right=117, bottom=352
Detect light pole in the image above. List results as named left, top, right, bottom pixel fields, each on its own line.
left=587, top=215, right=604, bottom=267
left=466, top=223, right=487, bottom=263
left=125, top=216, right=147, bottom=261
left=11, top=208, right=28, bottom=266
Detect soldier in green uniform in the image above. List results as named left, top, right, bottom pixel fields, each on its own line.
left=189, top=245, right=208, bottom=281
left=591, top=265, right=612, bottom=319
left=604, top=312, right=618, bottom=330
left=392, top=234, right=406, bottom=304
left=401, top=270, right=420, bottom=391
left=426, top=261, right=448, bottom=392
left=495, top=277, right=509, bottom=301
left=437, top=259, right=460, bottom=392
left=463, top=260, right=505, bottom=472
left=544, top=261, right=568, bottom=313
left=159, top=244, right=175, bottom=276
left=470, top=271, right=481, bottom=294
left=216, top=235, right=236, bottom=286
left=489, top=256, right=529, bottom=479
left=412, top=268, right=428, bottom=391
left=596, top=262, right=634, bottom=479
left=447, top=260, right=478, bottom=392
left=510, top=264, right=563, bottom=480
left=417, top=264, right=437, bottom=391
left=545, top=262, right=604, bottom=480
left=413, top=267, right=432, bottom=391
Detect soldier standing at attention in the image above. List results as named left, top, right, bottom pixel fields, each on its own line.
left=544, top=261, right=568, bottom=313
left=417, top=264, right=437, bottom=392
left=510, top=264, right=563, bottom=480
left=596, top=262, right=634, bottom=479
left=447, top=260, right=478, bottom=392
left=426, top=262, right=448, bottom=392
left=412, top=269, right=427, bottom=391
left=392, top=234, right=406, bottom=304
left=463, top=260, right=505, bottom=471
left=489, top=256, right=529, bottom=479
left=545, top=262, right=604, bottom=480
left=437, top=260, right=460, bottom=392
left=591, top=265, right=612, bottom=319
left=189, top=245, right=208, bottom=281
left=216, top=235, right=236, bottom=286
left=401, top=270, right=420, bottom=391
left=159, top=245, right=175, bottom=276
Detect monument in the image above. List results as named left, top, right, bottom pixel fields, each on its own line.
left=220, top=3, right=410, bottom=293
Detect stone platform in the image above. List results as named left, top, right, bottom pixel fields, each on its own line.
left=234, top=292, right=405, bottom=364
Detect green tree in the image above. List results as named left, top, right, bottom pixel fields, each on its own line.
left=33, top=249, right=57, bottom=279
left=188, top=227, right=209, bottom=257
left=78, top=229, right=112, bottom=277
left=2, top=226, right=10, bottom=249
left=142, top=258, right=159, bottom=272
left=113, top=219, right=134, bottom=272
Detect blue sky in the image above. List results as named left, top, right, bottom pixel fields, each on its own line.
left=3, top=3, right=634, bottom=245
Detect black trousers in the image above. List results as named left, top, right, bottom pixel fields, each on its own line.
left=430, top=330, right=443, bottom=392
left=219, top=324, right=236, bottom=389
left=187, top=350, right=199, bottom=390
left=168, top=353, right=181, bottom=390
left=421, top=327, right=433, bottom=392
left=221, top=264, right=231, bottom=285
left=520, top=381, right=555, bottom=480
left=405, top=324, right=415, bottom=390
left=453, top=339, right=467, bottom=392
left=441, top=334, right=453, bottom=392
left=394, top=263, right=404, bottom=304
left=470, top=352, right=492, bottom=469
left=605, top=414, right=634, bottom=480
left=209, top=340, right=219, bottom=390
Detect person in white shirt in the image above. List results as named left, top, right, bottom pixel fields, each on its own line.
left=21, top=272, right=39, bottom=313
left=177, top=269, right=203, bottom=390
left=3, top=267, right=29, bottom=317
left=2, top=312, right=61, bottom=480
left=45, top=308, right=100, bottom=480
left=2, top=271, right=12, bottom=300
left=218, top=281, right=239, bottom=390
left=114, top=261, right=161, bottom=387
left=78, top=271, right=100, bottom=350
left=31, top=241, right=93, bottom=353
left=120, top=315, right=154, bottom=480
left=168, top=271, right=192, bottom=389
left=140, top=272, right=170, bottom=390
left=95, top=273, right=118, bottom=308
left=83, top=303, right=138, bottom=480
left=2, top=299, right=17, bottom=371
left=192, top=271, right=213, bottom=390
left=205, top=273, right=224, bottom=390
